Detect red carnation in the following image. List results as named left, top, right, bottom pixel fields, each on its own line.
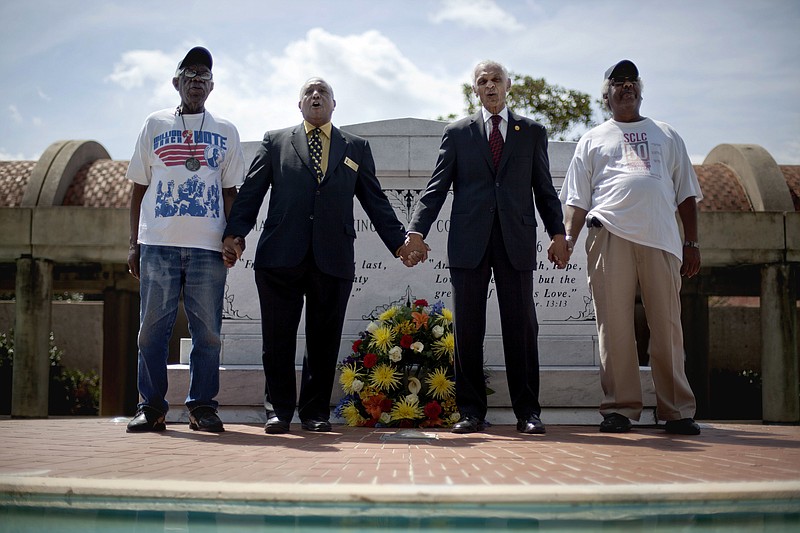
left=352, top=339, right=363, bottom=353
left=400, top=334, right=414, bottom=348
left=424, top=400, right=443, bottom=419
left=414, top=299, right=429, bottom=308
left=363, top=352, right=378, bottom=368
left=379, top=397, right=393, bottom=412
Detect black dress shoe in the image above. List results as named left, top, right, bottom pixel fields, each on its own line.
left=126, top=407, right=166, bottom=433
left=451, top=415, right=485, bottom=434
left=189, top=406, right=224, bottom=432
left=516, top=414, right=546, bottom=434
left=265, top=415, right=291, bottom=434
left=301, top=419, right=332, bottom=432
left=599, top=413, right=632, bottom=433
left=664, top=418, right=701, bottom=435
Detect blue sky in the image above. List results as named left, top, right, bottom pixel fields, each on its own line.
left=2, top=0, right=798, bottom=164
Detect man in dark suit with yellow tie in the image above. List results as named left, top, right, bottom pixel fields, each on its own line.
left=223, top=78, right=413, bottom=434
left=406, top=61, right=571, bottom=435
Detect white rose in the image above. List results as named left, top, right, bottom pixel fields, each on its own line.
left=410, top=341, right=424, bottom=353
left=450, top=412, right=461, bottom=423
left=408, top=377, right=421, bottom=395
left=405, top=394, right=419, bottom=403
left=388, top=346, right=402, bottom=362
left=352, top=379, right=364, bottom=393
left=379, top=412, right=392, bottom=425
left=366, top=322, right=379, bottom=333
left=432, top=325, right=445, bottom=339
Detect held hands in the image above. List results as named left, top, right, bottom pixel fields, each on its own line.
left=547, top=234, right=573, bottom=270
left=398, top=233, right=431, bottom=267
left=222, top=236, right=246, bottom=268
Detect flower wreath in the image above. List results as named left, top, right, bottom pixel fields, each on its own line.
left=335, top=299, right=460, bottom=428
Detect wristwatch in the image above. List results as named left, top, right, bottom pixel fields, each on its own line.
left=683, top=240, right=700, bottom=249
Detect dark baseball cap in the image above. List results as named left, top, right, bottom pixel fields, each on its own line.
left=176, top=46, right=212, bottom=75
left=604, top=59, right=638, bottom=80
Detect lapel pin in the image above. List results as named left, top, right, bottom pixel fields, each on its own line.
left=514, top=125, right=520, bottom=131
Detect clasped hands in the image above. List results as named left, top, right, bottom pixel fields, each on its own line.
left=222, top=235, right=246, bottom=268
left=397, top=233, right=430, bottom=267
left=398, top=233, right=572, bottom=269
left=548, top=234, right=573, bottom=269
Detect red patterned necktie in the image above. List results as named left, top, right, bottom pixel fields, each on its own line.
left=489, top=114, right=504, bottom=170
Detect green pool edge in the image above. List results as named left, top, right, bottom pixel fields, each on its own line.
left=2, top=476, right=799, bottom=520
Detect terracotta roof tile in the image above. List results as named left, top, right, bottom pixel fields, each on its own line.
left=0, top=161, right=36, bottom=207
left=694, top=163, right=752, bottom=212
left=63, top=160, right=131, bottom=208
left=781, top=166, right=800, bottom=211
left=3, top=156, right=798, bottom=214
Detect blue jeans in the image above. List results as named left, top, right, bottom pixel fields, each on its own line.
left=137, top=244, right=226, bottom=414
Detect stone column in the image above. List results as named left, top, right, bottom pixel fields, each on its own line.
left=101, top=287, right=140, bottom=416
left=681, top=282, right=710, bottom=418
left=12, top=256, right=53, bottom=418
left=761, top=264, right=799, bottom=424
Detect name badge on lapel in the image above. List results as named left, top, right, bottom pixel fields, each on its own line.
left=344, top=157, right=359, bottom=172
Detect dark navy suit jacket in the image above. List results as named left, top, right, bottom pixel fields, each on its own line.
left=225, top=123, right=406, bottom=280
left=409, top=111, right=565, bottom=270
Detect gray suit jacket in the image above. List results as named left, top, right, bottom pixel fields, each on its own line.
left=225, top=124, right=406, bottom=280
left=409, top=111, right=565, bottom=270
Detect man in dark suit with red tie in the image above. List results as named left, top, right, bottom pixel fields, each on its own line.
left=406, top=61, right=571, bottom=435
left=223, top=78, right=415, bottom=434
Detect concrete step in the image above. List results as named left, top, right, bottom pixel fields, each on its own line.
left=165, top=364, right=656, bottom=425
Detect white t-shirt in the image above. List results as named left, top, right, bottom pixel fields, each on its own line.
left=126, top=108, right=245, bottom=252
left=560, top=117, right=703, bottom=259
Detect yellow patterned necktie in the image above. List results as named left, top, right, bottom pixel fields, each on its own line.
left=309, top=128, right=324, bottom=182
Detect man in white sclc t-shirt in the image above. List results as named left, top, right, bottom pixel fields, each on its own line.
left=560, top=60, right=703, bottom=436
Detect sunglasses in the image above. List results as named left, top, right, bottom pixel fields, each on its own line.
left=180, top=68, right=213, bottom=81
left=610, top=76, right=639, bottom=87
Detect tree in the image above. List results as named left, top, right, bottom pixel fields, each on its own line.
left=440, top=73, right=600, bottom=141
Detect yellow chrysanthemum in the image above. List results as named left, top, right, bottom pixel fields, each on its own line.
left=341, top=401, right=366, bottom=426
left=390, top=395, right=424, bottom=421
left=425, top=367, right=455, bottom=400
left=369, top=364, right=402, bottom=391
left=393, top=320, right=416, bottom=335
left=370, top=325, right=395, bottom=352
left=379, top=306, right=398, bottom=322
left=433, top=332, right=455, bottom=359
left=338, top=363, right=363, bottom=394
left=440, top=308, right=454, bottom=325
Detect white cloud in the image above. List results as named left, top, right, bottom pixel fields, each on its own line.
left=9, top=105, right=23, bottom=124
left=106, top=49, right=176, bottom=89
left=0, top=148, right=27, bottom=160
left=110, top=29, right=465, bottom=144
left=430, top=0, right=524, bottom=32
left=106, top=49, right=179, bottom=109
left=37, top=88, right=51, bottom=102
left=771, top=139, right=800, bottom=165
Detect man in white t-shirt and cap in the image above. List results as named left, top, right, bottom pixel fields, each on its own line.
left=125, top=46, right=245, bottom=433
left=560, top=59, right=703, bottom=436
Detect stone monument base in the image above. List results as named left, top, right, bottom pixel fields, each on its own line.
left=164, top=364, right=658, bottom=426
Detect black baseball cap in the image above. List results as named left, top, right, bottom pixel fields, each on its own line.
left=176, top=46, right=212, bottom=75
left=604, top=59, right=638, bottom=80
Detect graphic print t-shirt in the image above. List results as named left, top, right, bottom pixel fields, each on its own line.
left=126, top=109, right=245, bottom=252
left=560, top=118, right=702, bottom=259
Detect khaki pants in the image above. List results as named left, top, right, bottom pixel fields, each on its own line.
left=586, top=227, right=696, bottom=422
